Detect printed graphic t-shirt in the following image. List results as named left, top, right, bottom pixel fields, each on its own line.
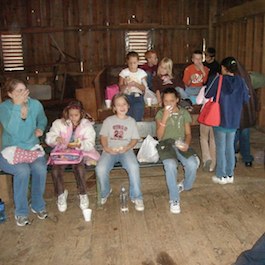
left=183, top=64, right=209, bottom=87
left=100, top=115, right=140, bottom=148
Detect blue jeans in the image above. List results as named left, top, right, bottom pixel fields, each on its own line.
left=126, top=94, right=144, bottom=121
left=95, top=150, right=143, bottom=200
left=162, top=147, right=198, bottom=202
left=214, top=128, right=236, bottom=177
left=234, top=128, right=253, bottom=163
left=0, top=154, right=47, bottom=217
left=175, top=87, right=201, bottom=105
left=146, top=72, right=155, bottom=92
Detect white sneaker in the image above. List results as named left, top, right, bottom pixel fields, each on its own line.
left=194, top=155, right=200, bottom=169
left=178, top=182, right=184, bottom=193
left=57, top=190, right=68, bottom=212
left=101, top=188, right=112, bottom=205
left=212, top=176, right=228, bottom=185
left=132, top=199, right=145, bottom=211
left=79, top=194, right=89, bottom=210
left=226, top=176, right=234, bottom=184
left=170, top=201, right=181, bottom=214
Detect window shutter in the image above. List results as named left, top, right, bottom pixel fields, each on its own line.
left=125, top=31, right=152, bottom=64
left=1, top=34, right=24, bottom=71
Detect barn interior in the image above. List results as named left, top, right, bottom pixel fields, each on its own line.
left=0, top=1, right=265, bottom=265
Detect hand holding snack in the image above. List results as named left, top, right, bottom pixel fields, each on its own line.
left=175, top=139, right=188, bottom=152
left=67, top=139, right=81, bottom=148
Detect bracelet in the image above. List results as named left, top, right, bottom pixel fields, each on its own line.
left=159, top=122, right=166, bottom=127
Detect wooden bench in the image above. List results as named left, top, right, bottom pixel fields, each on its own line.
left=0, top=119, right=199, bottom=205
left=0, top=121, right=160, bottom=203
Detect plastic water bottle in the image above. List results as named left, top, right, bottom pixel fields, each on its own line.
left=120, top=186, right=129, bottom=213
left=0, top=198, right=6, bottom=223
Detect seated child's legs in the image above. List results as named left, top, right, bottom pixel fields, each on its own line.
left=185, top=87, right=201, bottom=104
left=30, top=156, right=47, bottom=212
left=175, top=87, right=189, bottom=99
left=95, top=152, right=117, bottom=198
left=52, top=164, right=67, bottom=196
left=175, top=150, right=198, bottom=190
left=162, top=158, right=180, bottom=202
left=127, top=95, right=144, bottom=121
left=146, top=72, right=154, bottom=92
left=72, top=163, right=87, bottom=194
left=120, top=150, right=142, bottom=200
left=0, top=154, right=31, bottom=217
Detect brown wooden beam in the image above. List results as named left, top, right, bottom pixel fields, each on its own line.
left=217, top=0, right=265, bottom=23
left=0, top=24, right=208, bottom=35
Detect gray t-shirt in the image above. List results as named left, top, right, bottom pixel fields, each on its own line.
left=100, top=115, right=140, bottom=148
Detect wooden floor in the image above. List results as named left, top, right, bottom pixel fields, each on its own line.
left=0, top=128, right=264, bottom=265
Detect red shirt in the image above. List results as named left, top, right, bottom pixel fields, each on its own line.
left=140, top=63, right=158, bottom=75
left=183, top=64, right=209, bottom=87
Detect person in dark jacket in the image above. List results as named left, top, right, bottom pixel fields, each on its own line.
left=205, top=57, right=249, bottom=185
left=234, top=61, right=258, bottom=167
left=203, top=47, right=221, bottom=78
left=234, top=233, right=265, bottom=265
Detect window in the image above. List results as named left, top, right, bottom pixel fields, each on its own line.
left=125, top=31, right=152, bottom=64
left=1, top=34, right=24, bottom=71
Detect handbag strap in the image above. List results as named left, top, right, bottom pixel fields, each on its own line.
left=205, top=74, right=219, bottom=96
left=215, top=75, right=223, bottom=103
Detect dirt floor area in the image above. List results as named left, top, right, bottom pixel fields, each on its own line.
left=0, top=128, right=264, bottom=265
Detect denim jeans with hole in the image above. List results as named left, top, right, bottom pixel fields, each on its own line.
left=234, top=128, right=254, bottom=163
left=162, top=147, right=198, bottom=202
left=0, top=154, right=47, bottom=217
left=95, top=150, right=143, bottom=200
left=213, top=128, right=236, bottom=177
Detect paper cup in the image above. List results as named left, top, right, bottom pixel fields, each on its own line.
left=105, top=99, right=112, bottom=109
left=146, top=97, right=152, bottom=107
left=82, top=208, right=92, bottom=222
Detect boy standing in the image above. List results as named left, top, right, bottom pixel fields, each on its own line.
left=203, top=47, right=221, bottom=78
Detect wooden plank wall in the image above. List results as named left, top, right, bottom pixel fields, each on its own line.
left=214, top=0, right=265, bottom=130
left=0, top=0, right=209, bottom=78
left=0, top=0, right=265, bottom=128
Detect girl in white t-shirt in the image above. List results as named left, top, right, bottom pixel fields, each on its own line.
left=119, top=51, right=147, bottom=121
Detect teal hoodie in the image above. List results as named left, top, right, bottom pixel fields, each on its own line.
left=0, top=98, right=47, bottom=150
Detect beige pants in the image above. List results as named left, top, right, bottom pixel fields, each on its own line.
left=199, top=124, right=216, bottom=169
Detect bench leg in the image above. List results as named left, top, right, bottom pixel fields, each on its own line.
left=0, top=174, right=13, bottom=203
left=96, top=175, right=102, bottom=207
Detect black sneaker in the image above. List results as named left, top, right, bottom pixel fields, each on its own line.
left=245, top=162, right=252, bottom=167
left=31, top=207, right=48, bottom=220
left=15, top=215, right=31, bottom=226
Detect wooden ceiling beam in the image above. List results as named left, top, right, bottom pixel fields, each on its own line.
left=217, top=0, right=265, bottom=23
left=0, top=24, right=208, bottom=34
